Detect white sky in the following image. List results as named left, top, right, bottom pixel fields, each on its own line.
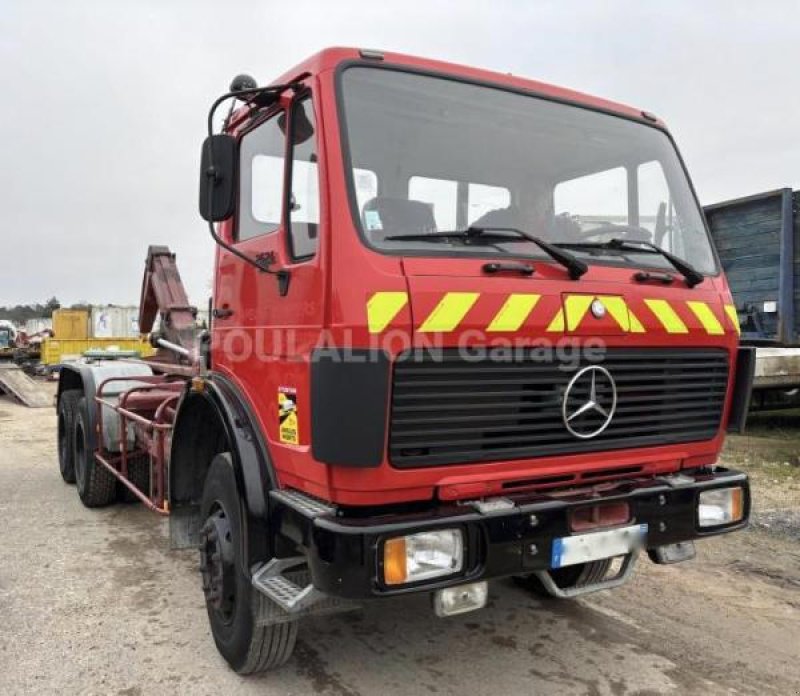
left=1, top=0, right=798, bottom=306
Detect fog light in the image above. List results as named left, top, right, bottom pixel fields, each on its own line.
left=433, top=581, right=488, bottom=617
left=383, top=529, right=463, bottom=585
left=698, top=487, right=744, bottom=527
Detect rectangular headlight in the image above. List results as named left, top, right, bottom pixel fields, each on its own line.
left=383, top=529, right=464, bottom=585
left=698, top=487, right=744, bottom=527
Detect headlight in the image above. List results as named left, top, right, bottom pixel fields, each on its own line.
left=698, top=487, right=744, bottom=527
left=383, top=529, right=464, bottom=585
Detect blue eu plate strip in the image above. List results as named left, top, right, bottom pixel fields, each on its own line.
left=551, top=537, right=564, bottom=568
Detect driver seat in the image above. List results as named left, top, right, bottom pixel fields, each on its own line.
left=362, top=197, right=437, bottom=242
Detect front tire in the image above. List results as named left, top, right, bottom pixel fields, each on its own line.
left=199, top=453, right=297, bottom=674
left=514, top=559, right=613, bottom=598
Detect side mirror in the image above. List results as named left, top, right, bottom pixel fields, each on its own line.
left=199, top=134, right=237, bottom=222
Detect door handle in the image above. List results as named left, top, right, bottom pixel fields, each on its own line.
left=212, top=306, right=234, bottom=319
left=483, top=262, right=535, bottom=276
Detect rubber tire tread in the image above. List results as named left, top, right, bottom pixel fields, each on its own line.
left=513, top=559, right=613, bottom=599
left=74, top=397, right=117, bottom=507
left=201, top=453, right=298, bottom=674
left=57, top=390, right=81, bottom=483
left=119, top=454, right=151, bottom=503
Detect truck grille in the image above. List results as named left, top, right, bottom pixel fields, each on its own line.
left=389, top=348, right=729, bottom=467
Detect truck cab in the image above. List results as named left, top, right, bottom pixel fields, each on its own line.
left=58, top=47, right=753, bottom=675
left=208, top=47, right=749, bottom=502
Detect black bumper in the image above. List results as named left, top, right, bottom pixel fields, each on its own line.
left=272, top=468, right=750, bottom=600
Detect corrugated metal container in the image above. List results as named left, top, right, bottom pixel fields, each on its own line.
left=52, top=309, right=88, bottom=340
left=705, top=188, right=798, bottom=345
left=41, top=337, right=155, bottom=365
left=24, top=318, right=52, bottom=335
left=90, top=305, right=141, bottom=338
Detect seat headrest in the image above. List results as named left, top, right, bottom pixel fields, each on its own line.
left=362, top=197, right=437, bottom=241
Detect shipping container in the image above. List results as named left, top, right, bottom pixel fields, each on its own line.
left=90, top=305, right=141, bottom=338
left=52, top=309, right=88, bottom=340
left=705, top=188, right=798, bottom=345
left=42, top=337, right=155, bottom=365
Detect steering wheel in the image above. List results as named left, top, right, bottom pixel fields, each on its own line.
left=580, top=224, right=653, bottom=243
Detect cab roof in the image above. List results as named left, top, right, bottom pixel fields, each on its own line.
left=271, top=46, right=663, bottom=128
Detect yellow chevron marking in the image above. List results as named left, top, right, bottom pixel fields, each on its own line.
left=592, top=295, right=644, bottom=333
left=419, top=292, right=479, bottom=332
left=628, top=309, right=646, bottom=333
left=724, top=304, right=740, bottom=334
left=548, top=295, right=639, bottom=333
left=687, top=301, right=724, bottom=335
left=565, top=295, right=594, bottom=330
left=366, top=292, right=408, bottom=334
left=547, top=309, right=565, bottom=332
left=562, top=295, right=595, bottom=331
left=644, top=299, right=688, bottom=334
left=487, top=294, right=541, bottom=332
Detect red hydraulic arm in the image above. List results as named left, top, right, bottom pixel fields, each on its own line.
left=138, top=245, right=199, bottom=365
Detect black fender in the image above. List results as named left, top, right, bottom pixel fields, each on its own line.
left=170, top=371, right=277, bottom=565
left=56, top=364, right=99, bottom=452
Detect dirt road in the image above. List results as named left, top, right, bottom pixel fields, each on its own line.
left=1, top=387, right=799, bottom=695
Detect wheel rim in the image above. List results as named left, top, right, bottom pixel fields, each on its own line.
left=200, top=506, right=237, bottom=624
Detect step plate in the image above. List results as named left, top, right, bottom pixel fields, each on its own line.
left=252, top=563, right=360, bottom=626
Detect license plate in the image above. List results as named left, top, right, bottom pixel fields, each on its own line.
left=551, top=524, right=648, bottom=569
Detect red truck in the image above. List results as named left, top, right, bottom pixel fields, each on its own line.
left=56, top=47, right=753, bottom=674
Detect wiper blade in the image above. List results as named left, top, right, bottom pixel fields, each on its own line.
left=468, top=226, right=587, bottom=279
left=554, top=238, right=704, bottom=288
left=386, top=226, right=588, bottom=279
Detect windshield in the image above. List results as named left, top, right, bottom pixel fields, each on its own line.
left=338, top=67, right=717, bottom=275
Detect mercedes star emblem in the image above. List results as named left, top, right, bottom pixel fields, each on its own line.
left=562, top=365, right=617, bottom=439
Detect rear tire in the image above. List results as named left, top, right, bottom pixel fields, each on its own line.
left=73, top=397, right=117, bottom=507
left=200, top=453, right=297, bottom=674
left=119, top=454, right=151, bottom=503
left=514, top=559, right=613, bottom=599
left=57, top=390, right=81, bottom=483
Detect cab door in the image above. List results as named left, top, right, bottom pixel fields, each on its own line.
left=213, top=87, right=326, bottom=487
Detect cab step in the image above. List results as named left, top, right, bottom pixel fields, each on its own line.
left=269, top=489, right=336, bottom=518
left=251, top=556, right=360, bottom=626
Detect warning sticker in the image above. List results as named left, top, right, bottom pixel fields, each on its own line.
left=278, top=387, right=299, bottom=445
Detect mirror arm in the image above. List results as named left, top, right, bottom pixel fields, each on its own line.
left=204, top=81, right=303, bottom=283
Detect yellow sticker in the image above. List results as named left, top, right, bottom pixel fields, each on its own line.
left=278, top=387, right=299, bottom=445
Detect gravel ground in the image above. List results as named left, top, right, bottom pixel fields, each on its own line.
left=1, top=385, right=799, bottom=695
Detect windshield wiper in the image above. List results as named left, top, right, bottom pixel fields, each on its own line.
left=554, top=238, right=704, bottom=288
left=385, top=226, right=588, bottom=279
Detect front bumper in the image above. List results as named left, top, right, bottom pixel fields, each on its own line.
left=271, top=468, right=749, bottom=600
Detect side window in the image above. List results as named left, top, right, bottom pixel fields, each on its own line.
left=239, top=112, right=286, bottom=241
left=288, top=98, right=320, bottom=259
left=554, top=167, right=628, bottom=232
left=408, top=176, right=457, bottom=230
